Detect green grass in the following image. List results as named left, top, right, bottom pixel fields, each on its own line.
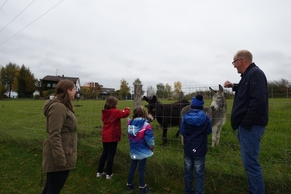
left=0, top=98, right=291, bottom=193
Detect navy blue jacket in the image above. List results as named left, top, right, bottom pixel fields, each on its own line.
left=180, top=109, right=212, bottom=157
left=231, top=63, right=269, bottom=130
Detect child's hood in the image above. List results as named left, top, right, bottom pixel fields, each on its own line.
left=128, top=118, right=147, bottom=137
left=183, top=110, right=207, bottom=126
left=102, top=108, right=115, bottom=116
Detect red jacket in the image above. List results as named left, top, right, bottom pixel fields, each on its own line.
left=101, top=107, right=130, bottom=142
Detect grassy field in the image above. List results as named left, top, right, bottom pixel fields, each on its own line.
left=0, top=98, right=290, bottom=194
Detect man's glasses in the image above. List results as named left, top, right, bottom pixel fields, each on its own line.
left=232, top=58, right=242, bottom=65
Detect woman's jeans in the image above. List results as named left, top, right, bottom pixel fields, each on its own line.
left=184, top=155, right=205, bottom=194
left=127, top=158, right=147, bottom=187
left=97, top=142, right=118, bottom=175
left=238, top=125, right=265, bottom=194
left=42, top=170, right=70, bottom=194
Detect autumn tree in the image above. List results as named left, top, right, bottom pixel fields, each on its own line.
left=146, top=85, right=155, bottom=97
left=35, top=79, right=43, bottom=97
left=164, top=83, right=172, bottom=99
left=0, top=63, right=19, bottom=98
left=119, top=79, right=130, bottom=99
left=0, top=82, right=5, bottom=99
left=0, top=66, right=7, bottom=98
left=268, top=79, right=290, bottom=98
left=133, top=78, right=142, bottom=85
left=81, top=82, right=103, bottom=99
left=133, top=78, right=144, bottom=97
left=156, top=83, right=165, bottom=99
left=173, top=81, right=182, bottom=100
left=16, top=65, right=36, bottom=98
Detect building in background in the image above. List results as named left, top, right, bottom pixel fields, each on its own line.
left=41, top=75, right=81, bottom=98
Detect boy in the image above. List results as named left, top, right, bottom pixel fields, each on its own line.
left=180, top=94, right=212, bottom=194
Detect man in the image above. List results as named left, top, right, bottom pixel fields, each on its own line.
left=224, top=50, right=268, bottom=194
left=180, top=94, right=212, bottom=194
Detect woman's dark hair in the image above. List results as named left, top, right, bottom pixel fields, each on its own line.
left=52, top=79, right=75, bottom=111
left=132, top=106, right=148, bottom=120
left=104, top=96, right=118, bottom=109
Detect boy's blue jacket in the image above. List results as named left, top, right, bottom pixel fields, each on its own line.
left=127, top=118, right=155, bottom=160
left=180, top=109, right=212, bottom=157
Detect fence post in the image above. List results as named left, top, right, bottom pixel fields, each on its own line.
left=134, top=84, right=143, bottom=108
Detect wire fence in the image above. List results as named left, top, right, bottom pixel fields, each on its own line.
left=0, top=84, right=290, bottom=193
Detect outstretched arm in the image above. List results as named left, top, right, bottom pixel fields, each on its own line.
left=224, top=80, right=233, bottom=88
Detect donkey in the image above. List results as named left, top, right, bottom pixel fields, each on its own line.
left=180, top=85, right=227, bottom=147
left=143, top=95, right=190, bottom=145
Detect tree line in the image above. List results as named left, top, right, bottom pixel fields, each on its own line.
left=0, top=63, right=290, bottom=99
left=0, top=63, right=36, bottom=98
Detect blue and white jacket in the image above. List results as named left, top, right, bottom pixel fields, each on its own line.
left=127, top=118, right=155, bottom=160
left=180, top=109, right=212, bottom=157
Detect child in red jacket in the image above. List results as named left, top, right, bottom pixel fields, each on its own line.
left=96, top=96, right=130, bottom=179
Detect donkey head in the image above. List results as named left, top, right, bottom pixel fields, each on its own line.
left=209, top=85, right=226, bottom=111
left=143, top=95, right=158, bottom=122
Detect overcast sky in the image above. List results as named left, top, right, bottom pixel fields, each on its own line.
left=0, top=0, right=290, bottom=91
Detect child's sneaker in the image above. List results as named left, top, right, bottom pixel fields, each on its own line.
left=96, top=172, right=106, bottom=178
left=126, top=183, right=135, bottom=193
left=106, top=174, right=113, bottom=179
left=139, top=185, right=150, bottom=194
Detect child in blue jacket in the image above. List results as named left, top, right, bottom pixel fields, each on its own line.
left=126, top=106, right=155, bottom=194
left=180, top=94, right=212, bottom=194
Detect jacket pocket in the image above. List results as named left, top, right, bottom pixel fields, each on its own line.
left=62, top=133, right=75, bottom=155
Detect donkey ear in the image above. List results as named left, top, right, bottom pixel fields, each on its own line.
left=143, top=96, right=149, bottom=102
left=209, top=87, right=216, bottom=93
left=219, top=84, right=224, bottom=92
left=152, top=95, right=157, bottom=102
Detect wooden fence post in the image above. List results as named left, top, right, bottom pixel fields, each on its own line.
left=134, top=84, right=143, bottom=108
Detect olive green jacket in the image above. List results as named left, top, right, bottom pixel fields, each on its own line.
left=42, top=99, right=78, bottom=172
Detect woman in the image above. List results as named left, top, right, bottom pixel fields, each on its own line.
left=42, top=79, right=78, bottom=194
